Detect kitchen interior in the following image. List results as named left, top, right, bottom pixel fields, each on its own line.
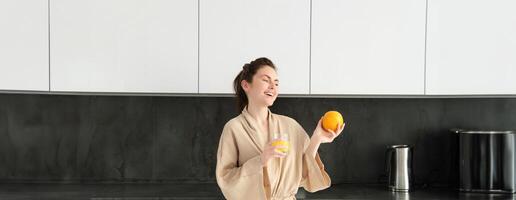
left=1, top=0, right=516, bottom=200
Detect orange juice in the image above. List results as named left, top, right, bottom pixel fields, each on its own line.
left=272, top=140, right=290, bottom=153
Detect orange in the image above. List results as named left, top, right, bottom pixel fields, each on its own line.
left=321, top=111, right=344, bottom=133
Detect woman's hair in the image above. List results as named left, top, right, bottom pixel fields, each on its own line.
left=233, top=57, right=276, bottom=112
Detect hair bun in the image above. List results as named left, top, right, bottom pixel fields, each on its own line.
left=241, top=64, right=251, bottom=76
left=242, top=64, right=250, bottom=71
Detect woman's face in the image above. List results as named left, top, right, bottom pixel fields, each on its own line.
left=242, top=66, right=279, bottom=107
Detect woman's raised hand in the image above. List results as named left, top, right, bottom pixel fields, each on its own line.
left=312, top=117, right=345, bottom=143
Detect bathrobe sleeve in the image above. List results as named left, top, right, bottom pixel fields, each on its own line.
left=295, top=121, right=331, bottom=192
left=215, top=122, right=267, bottom=200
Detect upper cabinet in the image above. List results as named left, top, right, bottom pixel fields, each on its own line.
left=426, top=0, right=516, bottom=95
left=199, top=0, right=310, bottom=94
left=5, top=0, right=514, bottom=96
left=311, top=0, right=426, bottom=95
left=50, top=0, right=198, bottom=93
left=0, top=0, right=49, bottom=91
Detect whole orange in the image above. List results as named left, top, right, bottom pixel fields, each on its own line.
left=321, top=111, right=344, bottom=133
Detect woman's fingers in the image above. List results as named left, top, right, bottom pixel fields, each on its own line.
left=262, top=142, right=289, bottom=166
left=266, top=140, right=279, bottom=149
left=273, top=145, right=288, bottom=149
left=319, top=129, right=338, bottom=143
left=327, top=129, right=338, bottom=138
left=335, top=123, right=345, bottom=135
left=273, top=152, right=287, bottom=157
left=273, top=145, right=288, bottom=154
left=273, top=149, right=287, bottom=157
left=340, top=123, right=346, bottom=132
left=264, top=144, right=287, bottom=158
left=327, top=132, right=337, bottom=141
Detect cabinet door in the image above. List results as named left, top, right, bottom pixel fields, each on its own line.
left=0, top=0, right=48, bottom=91
left=51, top=0, right=198, bottom=93
left=311, top=0, right=426, bottom=95
left=426, top=0, right=516, bottom=95
left=199, top=0, right=310, bottom=94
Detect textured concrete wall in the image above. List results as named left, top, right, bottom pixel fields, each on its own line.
left=1, top=94, right=515, bottom=186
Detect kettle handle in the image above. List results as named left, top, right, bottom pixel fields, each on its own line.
left=385, top=147, right=393, bottom=182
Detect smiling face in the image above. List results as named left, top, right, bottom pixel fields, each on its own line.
left=241, top=65, right=279, bottom=108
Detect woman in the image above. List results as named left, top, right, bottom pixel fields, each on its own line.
left=215, top=57, right=344, bottom=200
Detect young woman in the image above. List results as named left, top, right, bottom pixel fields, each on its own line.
left=215, top=57, right=344, bottom=200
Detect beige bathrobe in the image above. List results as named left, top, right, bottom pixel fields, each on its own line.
left=216, top=108, right=331, bottom=200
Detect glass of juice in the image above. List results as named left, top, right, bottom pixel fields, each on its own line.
left=272, top=133, right=290, bottom=154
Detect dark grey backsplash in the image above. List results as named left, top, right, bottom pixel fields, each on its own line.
left=1, top=94, right=515, bottom=187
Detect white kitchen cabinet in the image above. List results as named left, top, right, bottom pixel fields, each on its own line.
left=199, top=0, right=310, bottom=94
left=0, top=0, right=49, bottom=91
left=426, top=0, right=516, bottom=95
left=311, top=0, right=426, bottom=95
left=51, top=0, right=198, bottom=93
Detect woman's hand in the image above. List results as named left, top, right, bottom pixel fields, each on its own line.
left=260, top=140, right=287, bottom=167
left=312, top=117, right=345, bottom=144
left=305, top=118, right=345, bottom=158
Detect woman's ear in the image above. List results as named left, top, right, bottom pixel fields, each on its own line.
left=241, top=80, right=250, bottom=92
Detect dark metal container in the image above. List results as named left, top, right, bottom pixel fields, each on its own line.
left=455, top=129, right=516, bottom=193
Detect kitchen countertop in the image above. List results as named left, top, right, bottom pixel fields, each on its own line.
left=0, top=183, right=515, bottom=200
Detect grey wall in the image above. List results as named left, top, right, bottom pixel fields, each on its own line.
left=1, top=94, right=515, bottom=187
